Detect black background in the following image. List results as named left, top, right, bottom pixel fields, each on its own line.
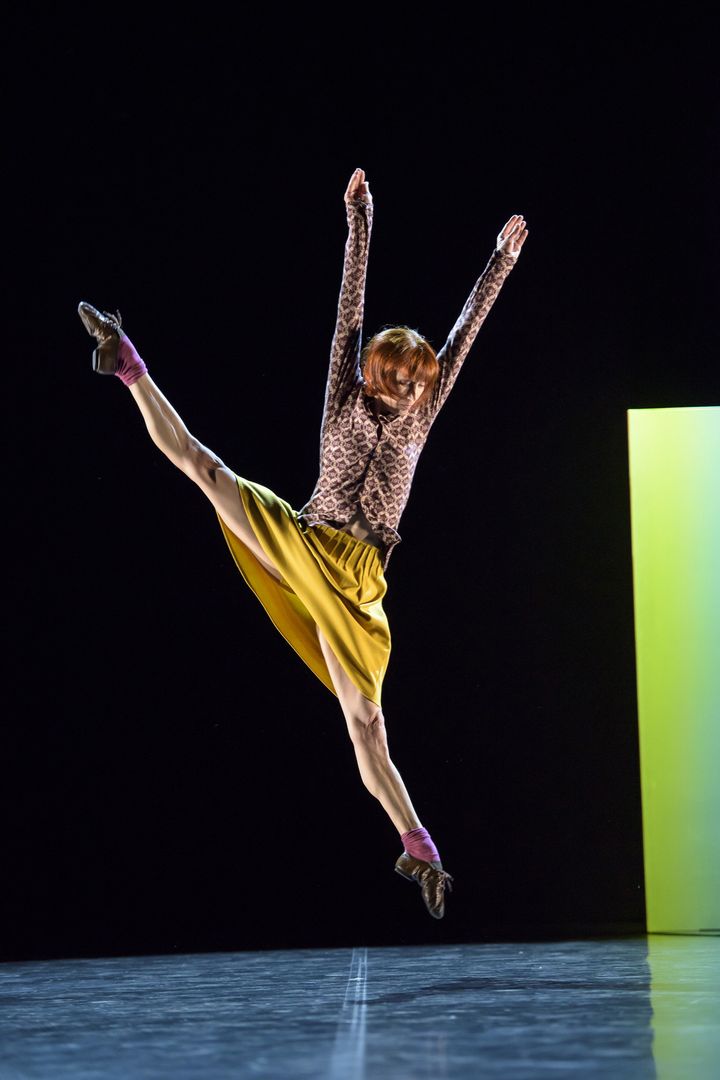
left=4, top=12, right=718, bottom=960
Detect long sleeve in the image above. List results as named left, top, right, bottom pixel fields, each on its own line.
left=428, top=247, right=517, bottom=420
left=320, top=197, right=374, bottom=426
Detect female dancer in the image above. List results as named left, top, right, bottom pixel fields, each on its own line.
left=78, top=168, right=527, bottom=919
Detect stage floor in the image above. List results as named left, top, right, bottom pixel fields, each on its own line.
left=1, top=937, right=718, bottom=1077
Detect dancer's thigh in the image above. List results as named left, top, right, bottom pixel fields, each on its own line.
left=195, top=460, right=284, bottom=583
left=316, top=624, right=380, bottom=725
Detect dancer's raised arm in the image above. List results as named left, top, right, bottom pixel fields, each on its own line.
left=320, top=168, right=374, bottom=426
left=428, top=214, right=528, bottom=418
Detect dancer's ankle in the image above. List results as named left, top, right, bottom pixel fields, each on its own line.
left=401, top=826, right=441, bottom=864
left=116, top=333, right=148, bottom=387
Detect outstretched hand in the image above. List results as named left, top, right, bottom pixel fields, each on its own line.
left=496, top=214, right=528, bottom=259
left=345, top=167, right=373, bottom=209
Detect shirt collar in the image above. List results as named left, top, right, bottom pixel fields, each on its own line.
left=362, top=392, right=405, bottom=424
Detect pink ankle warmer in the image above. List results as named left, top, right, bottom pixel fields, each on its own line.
left=401, top=827, right=440, bottom=864
left=116, top=333, right=148, bottom=387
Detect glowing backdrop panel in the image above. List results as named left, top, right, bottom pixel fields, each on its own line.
left=628, top=407, right=720, bottom=934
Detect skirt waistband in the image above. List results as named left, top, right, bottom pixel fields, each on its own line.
left=310, top=521, right=383, bottom=574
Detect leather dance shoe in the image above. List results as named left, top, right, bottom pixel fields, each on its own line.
left=395, top=852, right=454, bottom=919
left=77, top=301, right=123, bottom=374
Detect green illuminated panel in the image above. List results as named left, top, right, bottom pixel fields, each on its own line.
left=628, top=407, right=720, bottom=934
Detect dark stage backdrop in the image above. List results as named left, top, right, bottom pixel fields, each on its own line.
left=5, top=13, right=717, bottom=959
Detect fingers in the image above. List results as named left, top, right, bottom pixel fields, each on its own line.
left=512, top=217, right=528, bottom=245
left=502, top=213, right=528, bottom=242
left=343, top=170, right=358, bottom=201
left=345, top=167, right=364, bottom=195
left=499, top=214, right=516, bottom=238
left=496, top=213, right=529, bottom=258
left=344, top=167, right=372, bottom=205
left=501, top=213, right=526, bottom=238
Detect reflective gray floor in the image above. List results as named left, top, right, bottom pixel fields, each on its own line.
left=1, top=937, right=718, bottom=1078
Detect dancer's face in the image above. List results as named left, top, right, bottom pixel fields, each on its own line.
left=374, top=368, right=426, bottom=416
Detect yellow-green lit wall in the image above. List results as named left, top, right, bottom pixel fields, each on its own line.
left=628, top=407, right=720, bottom=934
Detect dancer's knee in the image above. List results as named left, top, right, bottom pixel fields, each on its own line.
left=184, top=437, right=227, bottom=485
left=347, top=706, right=389, bottom=755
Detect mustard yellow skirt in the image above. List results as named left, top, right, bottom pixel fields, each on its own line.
left=216, top=475, right=391, bottom=707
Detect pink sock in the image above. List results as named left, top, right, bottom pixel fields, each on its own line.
left=401, top=827, right=441, bottom=864
left=116, top=333, right=148, bottom=387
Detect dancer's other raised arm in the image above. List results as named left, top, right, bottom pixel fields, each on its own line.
left=428, top=214, right=528, bottom=419
left=320, top=168, right=374, bottom=425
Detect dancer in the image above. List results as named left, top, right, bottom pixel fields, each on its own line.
left=78, top=168, right=527, bottom=919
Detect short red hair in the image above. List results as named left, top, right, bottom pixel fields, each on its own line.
left=361, top=326, right=439, bottom=413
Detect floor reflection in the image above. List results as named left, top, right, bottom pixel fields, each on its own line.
left=649, top=934, right=720, bottom=1080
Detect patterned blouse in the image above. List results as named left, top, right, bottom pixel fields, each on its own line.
left=298, top=197, right=518, bottom=570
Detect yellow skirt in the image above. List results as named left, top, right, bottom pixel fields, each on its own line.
left=216, top=475, right=391, bottom=707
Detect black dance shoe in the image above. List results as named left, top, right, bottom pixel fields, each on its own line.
left=77, top=301, right=123, bottom=374
left=395, top=852, right=454, bottom=919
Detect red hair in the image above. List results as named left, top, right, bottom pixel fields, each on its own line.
left=361, top=326, right=439, bottom=413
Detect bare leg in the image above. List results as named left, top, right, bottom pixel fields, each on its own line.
left=316, top=625, right=422, bottom=835
left=127, top=373, right=283, bottom=581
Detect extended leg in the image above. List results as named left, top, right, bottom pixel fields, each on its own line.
left=127, top=372, right=283, bottom=582
left=79, top=306, right=281, bottom=579
left=315, top=625, right=454, bottom=917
